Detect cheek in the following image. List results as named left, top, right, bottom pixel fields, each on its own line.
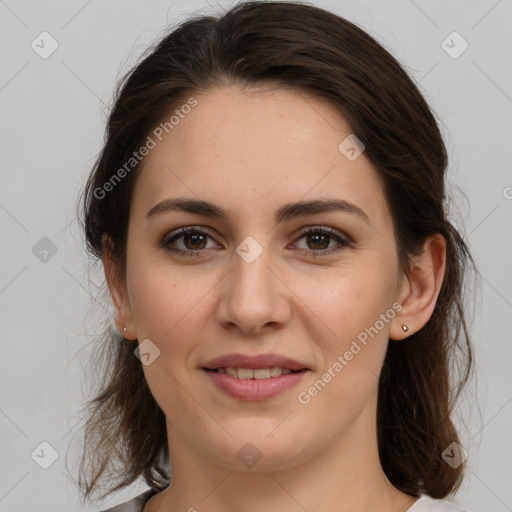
left=301, top=260, right=396, bottom=348
left=295, top=276, right=394, bottom=423
left=127, top=256, right=215, bottom=343
left=128, top=262, right=212, bottom=414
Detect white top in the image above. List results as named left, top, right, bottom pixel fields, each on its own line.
left=102, top=490, right=472, bottom=512
left=409, top=495, right=471, bottom=511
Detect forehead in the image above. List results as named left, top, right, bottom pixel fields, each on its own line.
left=131, top=85, right=390, bottom=228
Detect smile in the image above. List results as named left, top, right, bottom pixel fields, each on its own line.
left=203, top=367, right=309, bottom=400
left=209, top=367, right=298, bottom=379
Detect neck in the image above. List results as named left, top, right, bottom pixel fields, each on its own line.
left=147, top=398, right=418, bottom=512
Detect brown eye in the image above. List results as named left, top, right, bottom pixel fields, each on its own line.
left=294, top=227, right=350, bottom=256
left=161, top=227, right=217, bottom=255
left=181, top=231, right=208, bottom=250
left=305, top=232, right=331, bottom=250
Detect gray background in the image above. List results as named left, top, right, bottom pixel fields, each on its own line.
left=1, top=1, right=511, bottom=511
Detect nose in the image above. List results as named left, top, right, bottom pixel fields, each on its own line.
left=215, top=244, right=292, bottom=334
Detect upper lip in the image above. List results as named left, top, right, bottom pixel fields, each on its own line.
left=202, top=352, right=309, bottom=371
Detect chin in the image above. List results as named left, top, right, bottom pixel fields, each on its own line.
left=203, top=429, right=312, bottom=473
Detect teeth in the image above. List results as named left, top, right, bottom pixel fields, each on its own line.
left=225, top=367, right=237, bottom=377
left=219, top=367, right=294, bottom=379
left=237, top=368, right=254, bottom=379
left=253, top=368, right=271, bottom=379
left=269, top=367, right=283, bottom=377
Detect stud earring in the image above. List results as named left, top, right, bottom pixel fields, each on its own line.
left=401, top=324, right=409, bottom=332
left=123, top=326, right=127, bottom=334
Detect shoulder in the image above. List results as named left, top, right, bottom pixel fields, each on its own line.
left=100, top=489, right=159, bottom=512
left=409, top=495, right=472, bottom=512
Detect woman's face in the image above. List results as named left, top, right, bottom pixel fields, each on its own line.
left=112, top=85, right=410, bottom=471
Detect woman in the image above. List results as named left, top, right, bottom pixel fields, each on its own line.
left=76, top=1, right=476, bottom=511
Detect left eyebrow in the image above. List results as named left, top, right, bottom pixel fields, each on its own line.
left=145, top=197, right=371, bottom=226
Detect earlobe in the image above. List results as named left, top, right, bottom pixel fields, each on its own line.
left=390, top=234, right=446, bottom=341
left=101, top=233, right=136, bottom=339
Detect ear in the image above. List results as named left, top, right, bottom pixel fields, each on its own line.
left=390, top=233, right=446, bottom=340
left=102, top=233, right=136, bottom=340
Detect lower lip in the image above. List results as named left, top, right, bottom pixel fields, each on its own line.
left=203, top=369, right=309, bottom=400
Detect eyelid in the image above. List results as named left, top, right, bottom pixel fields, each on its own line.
left=161, top=225, right=220, bottom=249
left=161, top=224, right=352, bottom=255
left=295, top=225, right=352, bottom=245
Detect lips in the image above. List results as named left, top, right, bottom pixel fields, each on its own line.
left=201, top=352, right=311, bottom=400
left=201, top=353, right=310, bottom=401
left=202, top=352, right=309, bottom=371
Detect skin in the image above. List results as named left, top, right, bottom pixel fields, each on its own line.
left=103, top=85, right=446, bottom=512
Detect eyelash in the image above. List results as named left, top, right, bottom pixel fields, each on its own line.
left=160, top=226, right=351, bottom=258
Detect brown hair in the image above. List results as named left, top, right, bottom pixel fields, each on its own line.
left=76, top=0, right=476, bottom=504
